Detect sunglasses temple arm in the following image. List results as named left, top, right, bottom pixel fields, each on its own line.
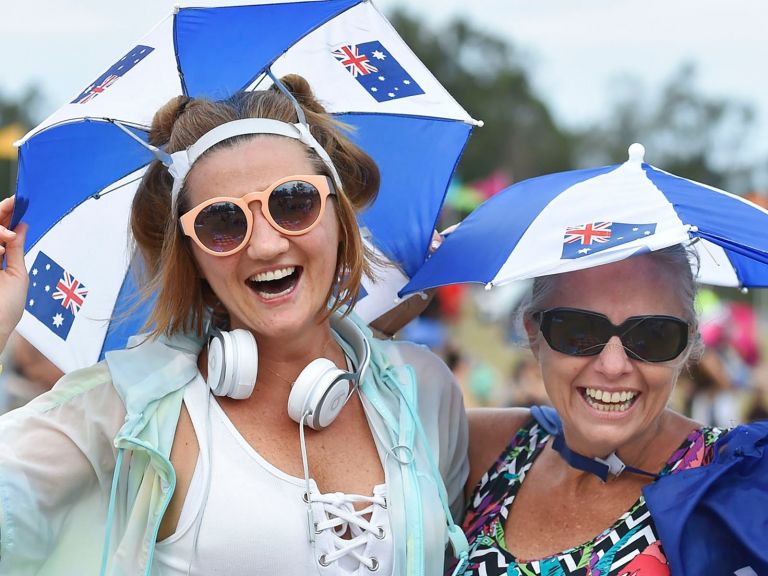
left=111, top=120, right=173, bottom=167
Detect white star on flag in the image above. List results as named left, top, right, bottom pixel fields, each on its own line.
left=52, top=313, right=65, bottom=328
left=371, top=50, right=386, bottom=60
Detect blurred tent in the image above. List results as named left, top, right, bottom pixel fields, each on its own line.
left=0, top=123, right=24, bottom=161
left=445, top=179, right=484, bottom=213
left=444, top=170, right=512, bottom=214
left=473, top=170, right=511, bottom=199
left=745, top=192, right=768, bottom=210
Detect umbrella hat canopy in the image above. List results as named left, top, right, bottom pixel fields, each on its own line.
left=15, top=0, right=477, bottom=372
left=403, top=143, right=768, bottom=296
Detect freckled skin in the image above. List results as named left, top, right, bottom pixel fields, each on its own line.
left=184, top=136, right=340, bottom=345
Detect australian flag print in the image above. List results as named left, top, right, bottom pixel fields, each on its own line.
left=25, top=252, right=88, bottom=340
left=332, top=41, right=424, bottom=102
left=71, top=44, right=154, bottom=104
left=561, top=221, right=657, bottom=260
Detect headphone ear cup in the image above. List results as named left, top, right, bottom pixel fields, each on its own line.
left=207, top=329, right=258, bottom=400
left=287, top=358, right=350, bottom=430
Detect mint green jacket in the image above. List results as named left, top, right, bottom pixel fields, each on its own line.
left=0, top=317, right=468, bottom=576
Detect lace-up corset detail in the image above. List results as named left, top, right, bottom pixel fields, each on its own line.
left=309, top=484, right=392, bottom=574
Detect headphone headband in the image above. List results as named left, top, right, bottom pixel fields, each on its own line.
left=329, top=313, right=371, bottom=384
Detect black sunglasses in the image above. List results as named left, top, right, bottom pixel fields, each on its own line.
left=533, top=307, right=690, bottom=363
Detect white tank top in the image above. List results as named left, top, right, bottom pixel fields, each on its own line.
left=154, top=374, right=393, bottom=576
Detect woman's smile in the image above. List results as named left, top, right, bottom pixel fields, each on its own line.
left=579, top=386, right=641, bottom=414
left=246, top=265, right=302, bottom=301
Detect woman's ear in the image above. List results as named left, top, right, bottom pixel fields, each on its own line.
left=523, top=314, right=541, bottom=361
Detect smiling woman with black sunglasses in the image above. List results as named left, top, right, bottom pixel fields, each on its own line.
left=457, top=245, right=768, bottom=576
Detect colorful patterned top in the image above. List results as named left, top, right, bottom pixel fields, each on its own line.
left=458, top=418, right=723, bottom=576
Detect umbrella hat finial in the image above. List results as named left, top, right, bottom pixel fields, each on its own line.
left=627, top=143, right=646, bottom=165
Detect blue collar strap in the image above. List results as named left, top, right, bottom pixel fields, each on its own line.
left=552, top=432, right=658, bottom=483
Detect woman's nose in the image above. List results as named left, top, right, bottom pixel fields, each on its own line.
left=594, top=335, right=633, bottom=376
left=244, top=204, right=290, bottom=260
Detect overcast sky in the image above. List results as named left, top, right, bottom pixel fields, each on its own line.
left=2, top=0, right=767, bottom=167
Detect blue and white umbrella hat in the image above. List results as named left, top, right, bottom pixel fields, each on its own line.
left=403, top=143, right=768, bottom=296
left=13, top=0, right=479, bottom=372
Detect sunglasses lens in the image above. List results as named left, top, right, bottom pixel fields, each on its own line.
left=268, top=180, right=322, bottom=232
left=547, top=310, right=609, bottom=356
left=623, top=317, right=688, bottom=362
left=194, top=202, right=248, bottom=253
left=541, top=308, right=689, bottom=362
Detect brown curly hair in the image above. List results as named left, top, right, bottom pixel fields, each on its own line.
left=130, top=75, right=380, bottom=338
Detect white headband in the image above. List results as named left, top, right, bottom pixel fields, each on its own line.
left=113, top=117, right=344, bottom=206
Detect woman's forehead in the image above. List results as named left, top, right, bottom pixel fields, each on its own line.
left=544, top=257, right=686, bottom=316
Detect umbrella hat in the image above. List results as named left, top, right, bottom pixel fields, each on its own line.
left=14, top=0, right=478, bottom=372
left=403, top=143, right=768, bottom=296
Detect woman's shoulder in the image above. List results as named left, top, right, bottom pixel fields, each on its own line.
left=379, top=339, right=457, bottom=391
left=658, top=411, right=725, bottom=474
left=465, top=407, right=532, bottom=497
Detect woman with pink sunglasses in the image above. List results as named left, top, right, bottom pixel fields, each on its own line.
left=0, top=76, right=469, bottom=575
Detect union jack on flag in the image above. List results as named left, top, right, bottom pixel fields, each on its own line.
left=564, top=222, right=613, bottom=245
left=71, top=44, right=154, bottom=104
left=25, top=252, right=89, bottom=340
left=332, top=45, right=378, bottom=77
left=77, top=75, right=119, bottom=105
left=331, top=40, right=424, bottom=103
left=53, top=271, right=89, bottom=315
left=561, top=221, right=657, bottom=260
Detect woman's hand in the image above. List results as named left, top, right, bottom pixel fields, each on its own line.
left=0, top=196, right=28, bottom=354
left=369, top=228, right=451, bottom=338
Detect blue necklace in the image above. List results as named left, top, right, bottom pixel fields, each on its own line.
left=552, top=432, right=659, bottom=483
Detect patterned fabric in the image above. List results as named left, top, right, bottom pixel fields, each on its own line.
left=459, top=419, right=723, bottom=576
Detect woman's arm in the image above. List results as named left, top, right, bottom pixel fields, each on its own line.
left=0, top=364, right=125, bottom=572
left=465, top=407, right=530, bottom=501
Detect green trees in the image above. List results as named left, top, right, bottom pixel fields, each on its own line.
left=389, top=9, right=576, bottom=183
left=0, top=87, right=44, bottom=199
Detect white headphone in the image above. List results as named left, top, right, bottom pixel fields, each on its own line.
left=206, top=314, right=371, bottom=430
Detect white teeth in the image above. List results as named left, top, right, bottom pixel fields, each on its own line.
left=584, top=387, right=637, bottom=407
left=257, top=285, right=294, bottom=300
left=250, top=267, right=295, bottom=283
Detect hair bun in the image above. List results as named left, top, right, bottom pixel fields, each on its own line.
left=149, top=95, right=194, bottom=146
left=275, top=74, right=325, bottom=114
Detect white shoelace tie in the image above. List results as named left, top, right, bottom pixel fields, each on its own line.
left=310, top=491, right=387, bottom=570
